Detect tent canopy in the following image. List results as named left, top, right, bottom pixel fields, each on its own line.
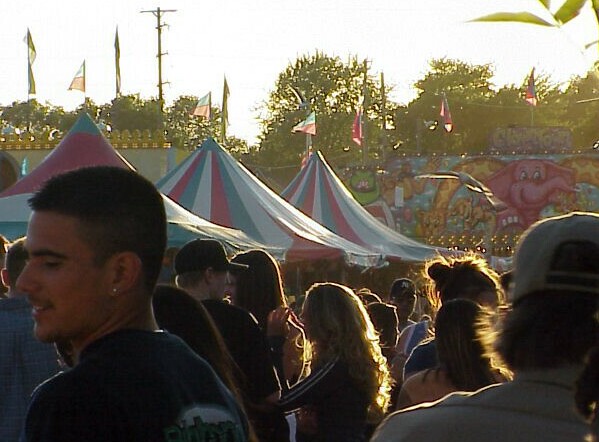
left=156, top=137, right=381, bottom=266
left=0, top=114, right=275, bottom=254
left=281, top=151, right=448, bottom=262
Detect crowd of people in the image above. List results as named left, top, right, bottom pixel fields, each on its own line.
left=1, top=165, right=598, bottom=442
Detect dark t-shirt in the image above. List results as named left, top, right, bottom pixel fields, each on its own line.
left=404, top=339, right=438, bottom=378
left=202, top=300, right=280, bottom=402
left=20, top=330, right=248, bottom=442
left=278, top=357, right=369, bottom=442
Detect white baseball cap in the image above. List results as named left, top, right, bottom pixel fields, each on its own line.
left=510, top=212, right=599, bottom=303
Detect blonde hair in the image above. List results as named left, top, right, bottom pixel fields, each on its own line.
left=302, top=282, right=393, bottom=422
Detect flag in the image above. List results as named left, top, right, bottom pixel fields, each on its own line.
left=440, top=94, right=453, bottom=133
left=68, top=61, right=86, bottom=92
left=26, top=29, right=36, bottom=95
left=301, top=146, right=313, bottom=169
left=191, top=92, right=211, bottom=118
left=352, top=108, right=363, bottom=145
left=292, top=111, right=316, bottom=135
left=221, top=76, right=229, bottom=139
left=525, top=68, right=537, bottom=106
left=115, top=27, right=121, bottom=96
left=20, top=157, right=29, bottom=177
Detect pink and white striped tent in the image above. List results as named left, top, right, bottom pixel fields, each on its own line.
left=281, top=151, right=448, bottom=262
left=156, top=138, right=382, bottom=266
left=0, top=114, right=275, bottom=253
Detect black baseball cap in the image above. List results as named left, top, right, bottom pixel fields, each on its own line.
left=389, top=278, right=416, bottom=300
left=174, top=239, right=248, bottom=275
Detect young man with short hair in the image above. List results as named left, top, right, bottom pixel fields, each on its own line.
left=18, top=166, right=249, bottom=442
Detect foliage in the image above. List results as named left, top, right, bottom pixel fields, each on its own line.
left=256, top=52, right=399, bottom=171
left=470, top=0, right=596, bottom=28
left=105, top=94, right=162, bottom=132
left=392, top=58, right=568, bottom=155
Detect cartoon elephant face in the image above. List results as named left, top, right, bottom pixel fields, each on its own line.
left=514, top=160, right=546, bottom=183
left=486, top=159, right=575, bottom=227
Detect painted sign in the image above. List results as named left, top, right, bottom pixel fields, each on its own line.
left=344, top=153, right=599, bottom=255
left=488, top=127, right=572, bottom=153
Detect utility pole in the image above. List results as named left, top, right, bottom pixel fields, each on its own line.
left=141, top=7, right=176, bottom=114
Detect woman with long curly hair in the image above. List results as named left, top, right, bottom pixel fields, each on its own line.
left=397, top=299, right=509, bottom=409
left=268, top=282, right=393, bottom=442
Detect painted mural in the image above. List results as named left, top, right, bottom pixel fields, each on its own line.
left=342, top=153, right=599, bottom=256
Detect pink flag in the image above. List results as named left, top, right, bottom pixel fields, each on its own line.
left=352, top=108, right=362, bottom=145
left=440, top=95, right=453, bottom=133
left=525, top=68, right=537, bottom=106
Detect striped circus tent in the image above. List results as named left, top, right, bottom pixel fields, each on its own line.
left=281, top=151, right=448, bottom=262
left=156, top=137, right=382, bottom=266
left=0, top=113, right=275, bottom=253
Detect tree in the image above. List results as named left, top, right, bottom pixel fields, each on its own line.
left=399, top=58, right=497, bottom=153
left=560, top=68, right=599, bottom=148
left=257, top=53, right=398, bottom=173
left=165, top=95, right=224, bottom=150
left=106, top=94, right=161, bottom=132
left=1, top=99, right=49, bottom=132
left=395, top=58, right=564, bottom=154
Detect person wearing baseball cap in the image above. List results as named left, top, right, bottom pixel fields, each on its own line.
left=174, top=239, right=248, bottom=300
left=388, top=278, right=417, bottom=331
left=372, top=212, right=599, bottom=442
left=175, top=239, right=288, bottom=440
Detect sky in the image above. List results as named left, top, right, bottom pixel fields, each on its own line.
left=1, top=0, right=597, bottom=145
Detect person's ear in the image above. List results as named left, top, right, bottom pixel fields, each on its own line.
left=0, top=268, right=9, bottom=290
left=108, top=252, right=142, bottom=294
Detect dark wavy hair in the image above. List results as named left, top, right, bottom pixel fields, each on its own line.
left=424, top=253, right=502, bottom=311
left=435, top=299, right=505, bottom=391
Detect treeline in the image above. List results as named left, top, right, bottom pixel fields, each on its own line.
left=2, top=54, right=599, bottom=170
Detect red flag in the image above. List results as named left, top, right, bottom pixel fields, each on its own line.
left=525, top=68, right=537, bottom=106
left=440, top=95, right=453, bottom=133
left=352, top=108, right=363, bottom=145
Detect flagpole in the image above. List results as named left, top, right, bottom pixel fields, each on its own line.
left=380, top=72, right=386, bottom=162
left=208, top=92, right=212, bottom=138
left=83, top=60, right=87, bottom=112
left=305, top=103, right=312, bottom=155
left=530, top=106, right=534, bottom=127
left=361, top=59, right=368, bottom=166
